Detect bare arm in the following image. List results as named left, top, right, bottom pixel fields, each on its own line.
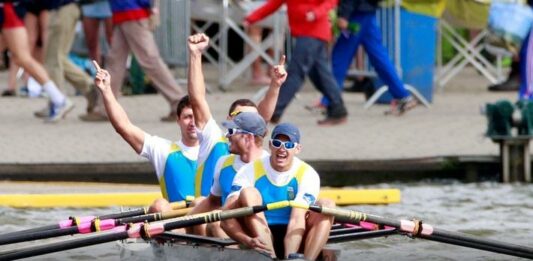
left=93, top=61, right=145, bottom=154
left=187, top=34, right=212, bottom=130
left=257, top=55, right=287, bottom=122
left=284, top=208, right=307, bottom=258
left=221, top=196, right=270, bottom=252
left=187, top=194, right=221, bottom=236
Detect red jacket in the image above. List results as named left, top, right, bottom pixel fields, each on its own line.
left=245, top=0, right=337, bottom=43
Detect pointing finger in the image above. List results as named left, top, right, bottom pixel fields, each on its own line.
left=92, top=60, right=101, bottom=71
left=279, top=55, right=286, bottom=66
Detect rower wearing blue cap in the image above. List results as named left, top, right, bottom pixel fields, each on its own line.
left=222, top=123, right=335, bottom=260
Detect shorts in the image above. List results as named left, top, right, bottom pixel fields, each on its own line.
left=269, top=224, right=287, bottom=259
left=24, top=0, right=55, bottom=15
left=81, top=0, right=112, bottom=19
left=0, top=2, right=26, bottom=32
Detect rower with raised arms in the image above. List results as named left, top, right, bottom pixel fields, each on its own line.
left=221, top=123, right=335, bottom=260
left=187, top=33, right=285, bottom=198
left=91, top=61, right=198, bottom=218
left=188, top=34, right=287, bottom=237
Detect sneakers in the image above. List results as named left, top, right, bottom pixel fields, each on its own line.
left=79, top=111, right=108, bottom=122
left=1, top=90, right=15, bottom=97
left=270, top=115, right=281, bottom=124
left=385, top=96, right=418, bottom=116
left=317, top=115, right=347, bottom=126
left=488, top=76, right=520, bottom=92
left=34, top=104, right=51, bottom=118
left=304, top=100, right=327, bottom=115
left=46, top=99, right=75, bottom=123
left=85, top=86, right=98, bottom=113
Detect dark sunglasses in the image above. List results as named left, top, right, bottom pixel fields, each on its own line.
left=270, top=139, right=297, bottom=149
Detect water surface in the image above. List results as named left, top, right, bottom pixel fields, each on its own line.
left=0, top=182, right=531, bottom=260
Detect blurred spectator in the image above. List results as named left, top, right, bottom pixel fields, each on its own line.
left=82, top=0, right=185, bottom=122
left=491, top=0, right=533, bottom=94
left=488, top=59, right=520, bottom=92
left=41, top=0, right=96, bottom=119
left=243, top=0, right=271, bottom=86
left=0, top=0, right=73, bottom=122
left=245, top=0, right=348, bottom=126
left=518, top=0, right=533, bottom=100
left=3, top=0, right=54, bottom=97
left=80, top=0, right=112, bottom=66
left=328, top=0, right=417, bottom=116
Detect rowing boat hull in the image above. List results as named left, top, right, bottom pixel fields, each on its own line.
left=119, top=239, right=273, bottom=261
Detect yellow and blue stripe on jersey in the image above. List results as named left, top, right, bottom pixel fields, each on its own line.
left=160, top=143, right=197, bottom=202
left=219, top=155, right=237, bottom=205
left=195, top=139, right=229, bottom=197
left=252, top=160, right=310, bottom=225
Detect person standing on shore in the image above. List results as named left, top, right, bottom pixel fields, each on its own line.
left=517, top=0, right=533, bottom=100
left=83, top=0, right=185, bottom=122
left=91, top=61, right=198, bottom=219
left=327, top=0, right=417, bottom=115
left=245, top=0, right=349, bottom=126
left=0, top=0, right=73, bottom=122
left=40, top=0, right=97, bottom=119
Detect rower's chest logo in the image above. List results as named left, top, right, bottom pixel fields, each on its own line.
left=287, top=187, right=295, bottom=200
left=303, top=193, right=316, bottom=204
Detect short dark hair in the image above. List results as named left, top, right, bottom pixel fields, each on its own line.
left=176, top=95, right=192, bottom=118
left=228, top=99, right=257, bottom=116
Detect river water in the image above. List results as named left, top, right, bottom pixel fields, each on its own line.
left=0, top=181, right=531, bottom=260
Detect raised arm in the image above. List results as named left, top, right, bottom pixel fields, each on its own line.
left=187, top=33, right=212, bottom=130
left=93, top=61, right=145, bottom=154
left=244, top=0, right=284, bottom=25
left=257, top=55, right=287, bottom=122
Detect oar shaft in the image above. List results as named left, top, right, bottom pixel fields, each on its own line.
left=0, top=226, right=78, bottom=246
left=430, top=228, right=533, bottom=257
left=328, top=228, right=397, bottom=244
left=0, top=224, right=59, bottom=239
left=426, top=234, right=533, bottom=259
left=99, top=208, right=147, bottom=220
left=0, top=230, right=129, bottom=261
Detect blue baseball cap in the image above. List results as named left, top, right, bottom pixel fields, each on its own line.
left=271, top=123, right=300, bottom=143
left=222, top=112, right=267, bottom=137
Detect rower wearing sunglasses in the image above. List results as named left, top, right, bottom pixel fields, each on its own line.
left=186, top=33, right=287, bottom=237
left=222, top=123, right=335, bottom=260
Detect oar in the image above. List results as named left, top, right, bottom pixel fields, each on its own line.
left=0, top=201, right=290, bottom=260
left=328, top=228, right=398, bottom=244
left=0, top=199, right=190, bottom=241
left=0, top=207, right=192, bottom=245
left=290, top=201, right=533, bottom=259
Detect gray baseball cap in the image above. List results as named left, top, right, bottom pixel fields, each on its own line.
left=222, top=112, right=267, bottom=137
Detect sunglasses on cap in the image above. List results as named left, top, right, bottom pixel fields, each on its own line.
left=226, top=128, right=254, bottom=137
left=229, top=110, right=242, bottom=117
left=270, top=139, right=297, bottom=150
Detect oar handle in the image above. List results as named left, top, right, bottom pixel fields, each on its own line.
left=161, top=207, right=191, bottom=219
